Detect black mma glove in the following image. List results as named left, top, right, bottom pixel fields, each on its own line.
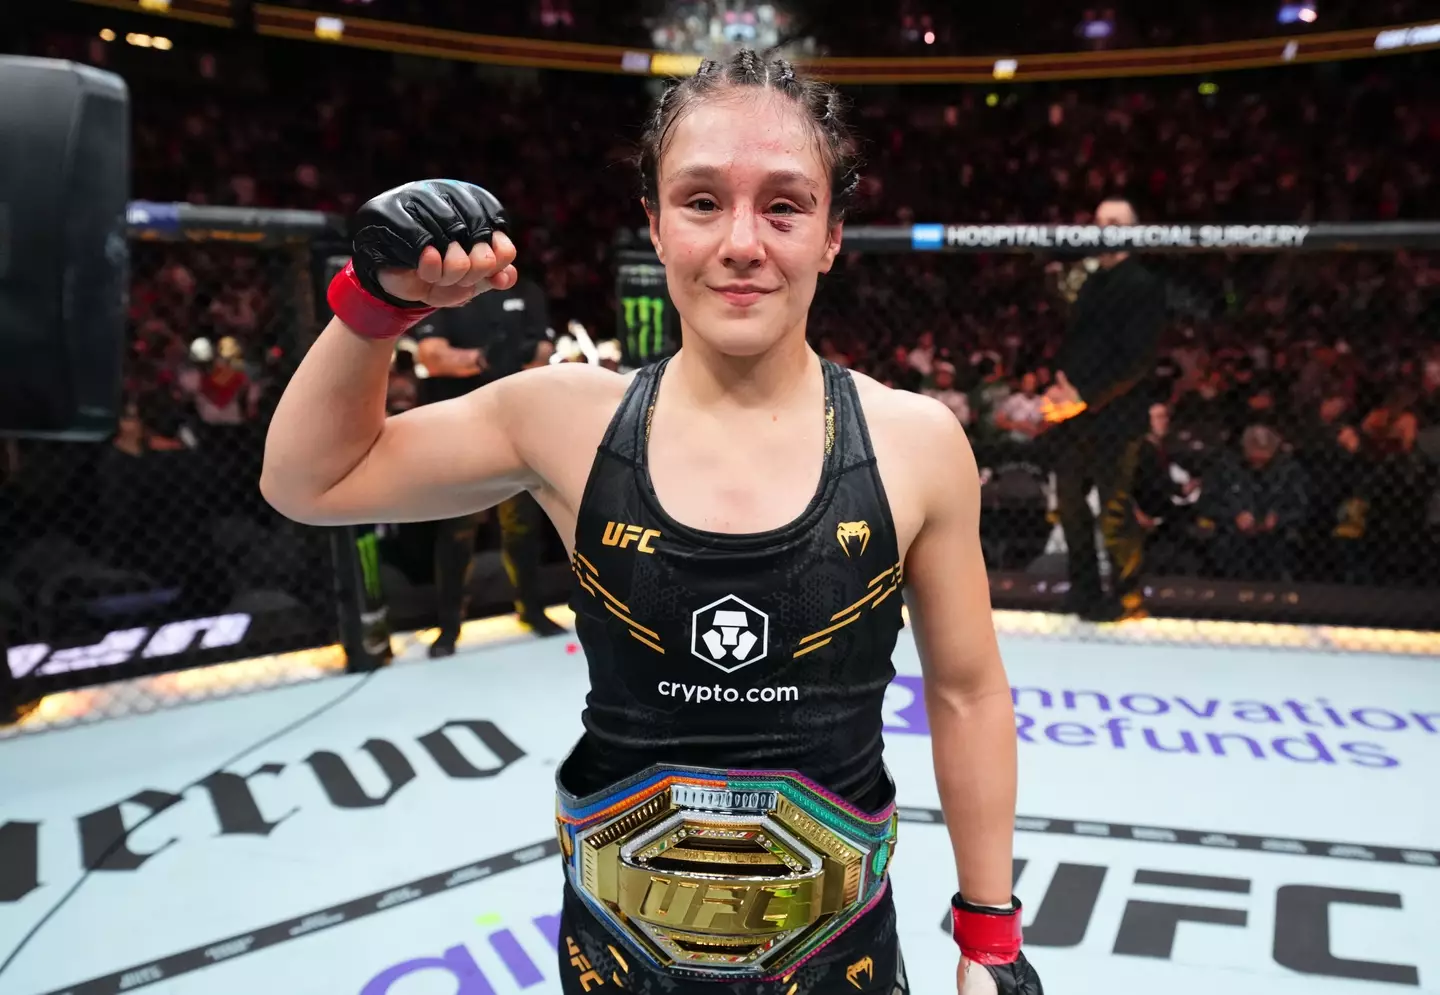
left=349, top=180, right=508, bottom=308
left=968, top=950, right=1043, bottom=995
left=952, top=895, right=1044, bottom=995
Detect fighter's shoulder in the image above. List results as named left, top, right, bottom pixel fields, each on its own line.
left=505, top=360, right=632, bottom=400
left=491, top=361, right=630, bottom=430
left=846, top=368, right=972, bottom=455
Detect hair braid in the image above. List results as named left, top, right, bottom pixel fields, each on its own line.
left=636, top=47, right=863, bottom=224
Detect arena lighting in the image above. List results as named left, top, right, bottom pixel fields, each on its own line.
left=992, top=58, right=1018, bottom=80
left=99, top=28, right=116, bottom=41
left=923, top=30, right=935, bottom=45
left=1199, top=81, right=1219, bottom=95
left=1374, top=22, right=1440, bottom=49
left=1278, top=3, right=1317, bottom=25
left=138, top=0, right=171, bottom=9
left=152, top=36, right=173, bottom=50
left=126, top=32, right=154, bottom=47
left=315, top=16, right=345, bottom=40
left=986, top=92, right=1000, bottom=107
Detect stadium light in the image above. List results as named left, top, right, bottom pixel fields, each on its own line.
left=1278, top=3, right=1318, bottom=24
left=152, top=36, right=173, bottom=51
left=126, top=33, right=154, bottom=48
left=99, top=28, right=116, bottom=42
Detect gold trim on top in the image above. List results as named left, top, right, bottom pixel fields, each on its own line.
left=572, top=553, right=665, bottom=654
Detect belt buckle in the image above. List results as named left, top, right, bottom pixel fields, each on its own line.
left=569, top=778, right=882, bottom=975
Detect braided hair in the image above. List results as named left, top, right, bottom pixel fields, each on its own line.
left=637, top=49, right=861, bottom=226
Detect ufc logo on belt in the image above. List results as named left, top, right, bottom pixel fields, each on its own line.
left=603, top=522, right=661, bottom=553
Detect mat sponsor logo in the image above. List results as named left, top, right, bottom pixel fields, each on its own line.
left=359, top=905, right=563, bottom=994
left=940, top=855, right=1427, bottom=987
left=882, top=676, right=1439, bottom=770
left=0, top=719, right=525, bottom=906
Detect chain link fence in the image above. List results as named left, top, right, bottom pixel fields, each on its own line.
left=808, top=225, right=1440, bottom=635
left=1, top=219, right=361, bottom=735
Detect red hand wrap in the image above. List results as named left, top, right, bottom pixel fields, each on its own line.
left=951, top=896, right=1023, bottom=966
left=327, top=260, right=436, bottom=341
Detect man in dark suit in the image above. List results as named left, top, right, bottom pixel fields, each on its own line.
left=1045, top=198, right=1167, bottom=622
left=414, top=276, right=563, bottom=655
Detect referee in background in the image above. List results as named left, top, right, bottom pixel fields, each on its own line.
left=1045, top=197, right=1167, bottom=623
left=414, top=274, right=563, bottom=656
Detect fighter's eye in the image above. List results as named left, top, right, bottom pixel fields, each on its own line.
left=688, top=198, right=718, bottom=212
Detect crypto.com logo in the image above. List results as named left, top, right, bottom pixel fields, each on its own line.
left=690, top=595, right=769, bottom=673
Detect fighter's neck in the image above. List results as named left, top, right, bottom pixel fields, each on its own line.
left=665, top=336, right=821, bottom=414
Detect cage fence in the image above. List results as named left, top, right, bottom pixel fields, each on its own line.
left=809, top=223, right=1440, bottom=635
left=0, top=205, right=366, bottom=737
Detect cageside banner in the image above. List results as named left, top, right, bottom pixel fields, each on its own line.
left=835, top=221, right=1440, bottom=254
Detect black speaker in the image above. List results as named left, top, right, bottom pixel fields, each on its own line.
left=0, top=56, right=129, bottom=440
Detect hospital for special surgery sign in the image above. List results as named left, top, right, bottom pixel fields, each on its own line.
left=911, top=223, right=1313, bottom=250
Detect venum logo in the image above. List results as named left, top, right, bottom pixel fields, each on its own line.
left=836, top=521, right=871, bottom=558
left=690, top=595, right=769, bottom=673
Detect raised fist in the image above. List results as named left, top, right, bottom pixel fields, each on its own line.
left=350, top=180, right=518, bottom=309
left=959, top=951, right=1043, bottom=995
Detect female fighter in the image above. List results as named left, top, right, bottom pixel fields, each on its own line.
left=262, top=50, right=1041, bottom=995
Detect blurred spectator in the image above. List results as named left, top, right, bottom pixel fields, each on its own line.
left=922, top=361, right=971, bottom=425
left=994, top=371, right=1047, bottom=444
left=1131, top=402, right=1203, bottom=573
left=1207, top=424, right=1310, bottom=579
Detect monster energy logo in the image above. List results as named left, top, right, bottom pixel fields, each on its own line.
left=355, top=531, right=383, bottom=602
left=622, top=295, right=667, bottom=362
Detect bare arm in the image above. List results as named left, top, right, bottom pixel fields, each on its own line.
left=902, top=399, right=1016, bottom=908
left=261, top=231, right=536, bottom=525
left=261, top=313, right=541, bottom=525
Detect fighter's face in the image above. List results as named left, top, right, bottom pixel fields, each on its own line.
left=647, top=90, right=842, bottom=358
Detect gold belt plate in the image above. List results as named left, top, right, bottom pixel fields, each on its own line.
left=571, top=784, right=871, bottom=971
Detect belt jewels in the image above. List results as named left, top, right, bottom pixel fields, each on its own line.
left=556, top=766, right=897, bottom=979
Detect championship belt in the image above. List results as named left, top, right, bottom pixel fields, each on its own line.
left=556, top=764, right=898, bottom=980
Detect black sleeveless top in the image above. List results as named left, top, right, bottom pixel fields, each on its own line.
left=558, top=357, right=905, bottom=810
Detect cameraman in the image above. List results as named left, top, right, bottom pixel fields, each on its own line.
left=414, top=274, right=563, bottom=655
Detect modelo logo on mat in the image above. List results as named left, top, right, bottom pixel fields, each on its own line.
left=0, top=718, right=525, bottom=905
left=883, top=676, right=1439, bottom=769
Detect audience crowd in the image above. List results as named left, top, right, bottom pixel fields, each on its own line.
left=265, top=0, right=1436, bottom=57
left=3, top=22, right=1438, bottom=648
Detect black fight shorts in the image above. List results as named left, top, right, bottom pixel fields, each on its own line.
left=557, top=879, right=910, bottom=994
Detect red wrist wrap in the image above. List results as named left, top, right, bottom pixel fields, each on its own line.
left=327, top=260, right=435, bottom=340
left=951, top=896, right=1023, bottom=966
